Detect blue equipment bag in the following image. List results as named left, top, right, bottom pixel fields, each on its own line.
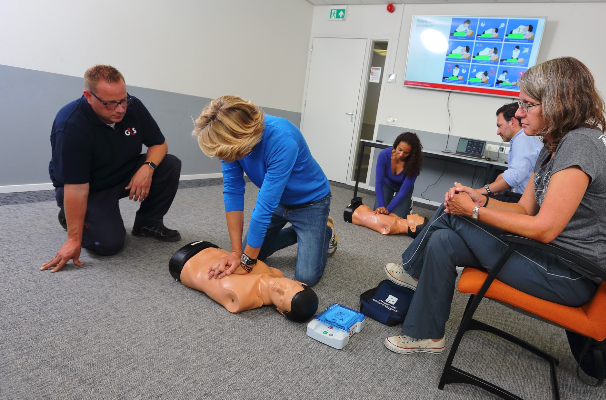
left=359, top=280, right=414, bottom=326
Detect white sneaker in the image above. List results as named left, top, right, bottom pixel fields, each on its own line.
left=327, top=216, right=337, bottom=257
left=384, top=263, right=417, bottom=290
left=384, top=335, right=445, bottom=354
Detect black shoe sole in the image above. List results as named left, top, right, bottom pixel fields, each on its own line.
left=132, top=229, right=181, bottom=242
left=58, top=209, right=67, bottom=230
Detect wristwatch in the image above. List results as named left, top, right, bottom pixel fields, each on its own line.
left=471, top=205, right=481, bottom=220
left=240, top=253, right=257, bottom=273
left=144, top=161, right=157, bottom=171
left=483, top=184, right=492, bottom=195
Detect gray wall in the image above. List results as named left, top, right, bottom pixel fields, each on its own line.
left=0, top=65, right=300, bottom=186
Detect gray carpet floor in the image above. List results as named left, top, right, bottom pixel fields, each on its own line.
left=1, top=182, right=604, bottom=399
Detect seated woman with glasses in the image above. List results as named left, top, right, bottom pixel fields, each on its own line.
left=382, top=57, right=606, bottom=355
left=373, top=132, right=423, bottom=219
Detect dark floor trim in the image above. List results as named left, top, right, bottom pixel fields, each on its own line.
left=0, top=178, right=438, bottom=212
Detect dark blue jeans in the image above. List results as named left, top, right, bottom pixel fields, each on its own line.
left=245, top=193, right=332, bottom=286
left=400, top=205, right=598, bottom=339
left=373, top=182, right=413, bottom=219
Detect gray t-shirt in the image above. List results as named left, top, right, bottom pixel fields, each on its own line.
left=533, top=127, right=606, bottom=281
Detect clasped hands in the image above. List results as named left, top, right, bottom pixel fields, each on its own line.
left=373, top=206, right=389, bottom=215
left=444, top=182, right=487, bottom=217
left=207, top=251, right=244, bottom=280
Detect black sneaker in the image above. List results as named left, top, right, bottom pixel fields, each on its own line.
left=58, top=209, right=67, bottom=230
left=132, top=224, right=181, bottom=242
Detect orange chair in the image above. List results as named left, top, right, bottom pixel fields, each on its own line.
left=439, top=234, right=606, bottom=400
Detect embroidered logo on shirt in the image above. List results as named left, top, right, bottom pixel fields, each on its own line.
left=124, top=127, right=137, bottom=136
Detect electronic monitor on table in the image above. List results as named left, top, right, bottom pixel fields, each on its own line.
left=456, top=138, right=486, bottom=158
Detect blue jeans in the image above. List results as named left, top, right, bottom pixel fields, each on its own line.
left=400, top=205, right=598, bottom=339
left=373, top=182, right=413, bottom=219
left=245, top=193, right=332, bottom=286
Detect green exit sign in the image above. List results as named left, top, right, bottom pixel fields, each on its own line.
left=329, top=7, right=347, bottom=21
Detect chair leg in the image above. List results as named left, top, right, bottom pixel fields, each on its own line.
left=439, top=241, right=561, bottom=400
left=466, top=319, right=559, bottom=365
left=438, top=291, right=486, bottom=390
left=439, top=245, right=518, bottom=392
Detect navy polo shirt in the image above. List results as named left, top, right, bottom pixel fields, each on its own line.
left=49, top=96, right=165, bottom=192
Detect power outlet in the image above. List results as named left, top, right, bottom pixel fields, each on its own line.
left=387, top=118, right=397, bottom=125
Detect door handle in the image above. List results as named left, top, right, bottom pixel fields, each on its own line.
left=345, top=111, right=354, bottom=122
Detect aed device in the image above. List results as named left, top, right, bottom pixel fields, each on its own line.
left=306, top=303, right=365, bottom=349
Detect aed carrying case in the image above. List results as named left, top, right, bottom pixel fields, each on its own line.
left=360, top=280, right=414, bottom=326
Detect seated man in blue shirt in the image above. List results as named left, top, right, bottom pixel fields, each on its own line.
left=476, top=102, right=542, bottom=199
left=42, top=65, right=181, bottom=273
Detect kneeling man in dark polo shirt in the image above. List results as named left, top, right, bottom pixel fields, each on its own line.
left=42, top=65, right=181, bottom=273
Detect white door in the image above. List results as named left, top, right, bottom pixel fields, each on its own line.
left=300, top=37, right=368, bottom=184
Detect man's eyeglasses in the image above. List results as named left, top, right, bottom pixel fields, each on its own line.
left=90, top=91, right=132, bottom=110
left=517, top=101, right=542, bottom=112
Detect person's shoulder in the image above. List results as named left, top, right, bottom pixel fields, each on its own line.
left=514, top=130, right=543, bottom=148
left=125, top=95, right=148, bottom=115
left=54, top=97, right=92, bottom=133
left=262, top=115, right=300, bottom=142
left=557, top=128, right=606, bottom=160
left=561, top=127, right=604, bottom=145
left=263, top=114, right=297, bottom=132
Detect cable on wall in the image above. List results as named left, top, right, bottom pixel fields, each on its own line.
left=421, top=160, right=447, bottom=201
left=442, top=92, right=453, bottom=153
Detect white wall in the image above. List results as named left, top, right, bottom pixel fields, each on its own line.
left=379, top=2, right=606, bottom=141
left=0, top=0, right=313, bottom=112
left=311, top=5, right=404, bottom=38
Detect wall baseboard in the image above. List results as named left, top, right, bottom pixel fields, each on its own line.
left=0, top=173, right=225, bottom=194
left=0, top=183, right=55, bottom=193
left=179, top=173, right=223, bottom=181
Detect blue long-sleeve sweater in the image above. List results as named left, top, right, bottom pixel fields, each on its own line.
left=222, top=115, right=330, bottom=248
left=375, top=147, right=417, bottom=213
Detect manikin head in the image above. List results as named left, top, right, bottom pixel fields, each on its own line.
left=82, top=65, right=130, bottom=125
left=277, top=283, right=318, bottom=322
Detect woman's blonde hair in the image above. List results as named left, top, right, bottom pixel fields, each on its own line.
left=192, top=95, right=264, bottom=162
left=518, top=57, right=606, bottom=151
